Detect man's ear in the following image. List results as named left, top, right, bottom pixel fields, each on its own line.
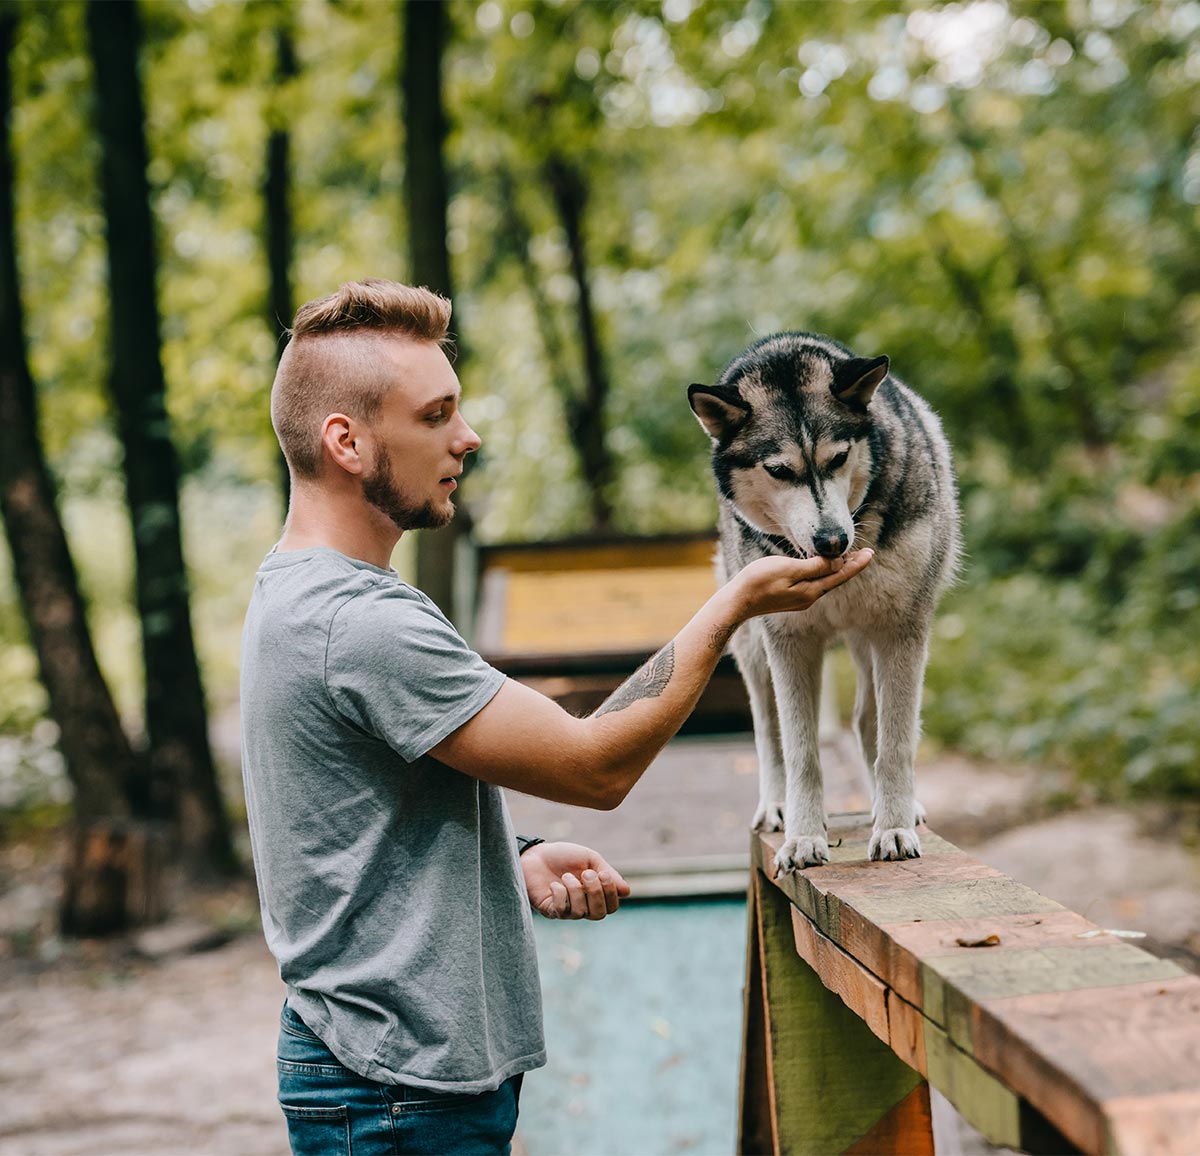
left=321, top=413, right=364, bottom=476
left=688, top=384, right=750, bottom=441
left=831, top=356, right=889, bottom=410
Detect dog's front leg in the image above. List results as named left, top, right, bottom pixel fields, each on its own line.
left=764, top=630, right=828, bottom=872
left=868, top=630, right=929, bottom=861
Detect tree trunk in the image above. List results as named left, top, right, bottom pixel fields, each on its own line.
left=0, top=9, right=165, bottom=934
left=402, top=0, right=460, bottom=617
left=85, top=0, right=236, bottom=879
left=544, top=154, right=615, bottom=533
left=264, top=14, right=297, bottom=515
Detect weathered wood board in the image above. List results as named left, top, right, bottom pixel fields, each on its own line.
left=745, top=817, right=1200, bottom=1155
left=475, top=534, right=718, bottom=661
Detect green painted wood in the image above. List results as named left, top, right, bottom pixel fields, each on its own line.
left=739, top=881, right=775, bottom=1156
left=923, top=944, right=1188, bottom=1049
left=755, top=871, right=929, bottom=1155
left=923, top=1017, right=1022, bottom=1149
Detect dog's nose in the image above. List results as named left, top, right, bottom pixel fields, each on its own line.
left=813, top=527, right=849, bottom=558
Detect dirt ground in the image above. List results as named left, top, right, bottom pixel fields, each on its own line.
left=2, top=742, right=1198, bottom=1156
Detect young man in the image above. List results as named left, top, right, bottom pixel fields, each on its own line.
left=240, top=279, right=873, bottom=1156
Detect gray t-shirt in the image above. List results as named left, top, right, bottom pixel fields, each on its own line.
left=239, top=546, right=545, bottom=1093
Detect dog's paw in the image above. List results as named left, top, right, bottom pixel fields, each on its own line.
left=869, top=827, right=922, bottom=861
left=774, top=835, right=830, bottom=874
left=752, top=802, right=784, bottom=833
left=913, top=798, right=928, bottom=826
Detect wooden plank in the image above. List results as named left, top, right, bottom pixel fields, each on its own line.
left=753, top=872, right=931, bottom=1155
left=881, top=910, right=1120, bottom=1006
left=925, top=943, right=1186, bottom=1051
left=923, top=1016, right=1022, bottom=1149
left=738, top=877, right=775, bottom=1156
left=474, top=568, right=508, bottom=653
left=784, top=894, right=1091, bottom=1156
left=790, top=905, right=890, bottom=1044
left=788, top=898, right=925, bottom=1076
left=497, top=564, right=716, bottom=654
left=481, top=535, right=717, bottom=573
left=843, top=1085, right=934, bottom=1156
left=971, top=976, right=1200, bottom=1154
left=887, top=987, right=927, bottom=1076
left=753, top=830, right=1064, bottom=975
left=845, top=876, right=1066, bottom=930
left=1104, top=1090, right=1200, bottom=1156
left=751, top=823, right=1200, bottom=1155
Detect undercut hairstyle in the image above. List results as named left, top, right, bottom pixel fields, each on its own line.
left=271, top=279, right=453, bottom=479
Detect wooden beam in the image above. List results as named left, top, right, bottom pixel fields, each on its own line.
left=745, top=870, right=932, bottom=1155
left=749, top=820, right=1200, bottom=1155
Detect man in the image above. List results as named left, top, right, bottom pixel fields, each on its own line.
left=240, top=279, right=873, bottom=1156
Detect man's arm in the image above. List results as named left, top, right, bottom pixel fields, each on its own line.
left=431, top=549, right=873, bottom=809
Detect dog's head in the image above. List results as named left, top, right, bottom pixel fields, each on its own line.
left=688, top=334, right=888, bottom=559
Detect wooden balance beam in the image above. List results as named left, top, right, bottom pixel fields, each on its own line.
left=739, top=816, right=1200, bottom=1156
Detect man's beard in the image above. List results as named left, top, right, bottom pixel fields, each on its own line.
left=362, top=453, right=454, bottom=531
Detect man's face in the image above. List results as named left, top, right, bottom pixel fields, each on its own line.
left=360, top=338, right=481, bottom=531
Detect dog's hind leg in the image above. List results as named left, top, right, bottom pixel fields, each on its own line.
left=846, top=633, right=878, bottom=778
left=867, top=629, right=930, bottom=861
left=765, top=632, right=829, bottom=872
left=848, top=633, right=927, bottom=827
left=732, top=625, right=786, bottom=832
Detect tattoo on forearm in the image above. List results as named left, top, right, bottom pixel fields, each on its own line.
left=594, top=643, right=676, bottom=717
left=708, top=623, right=736, bottom=653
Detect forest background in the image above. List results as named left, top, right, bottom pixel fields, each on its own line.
left=1, top=0, right=1198, bottom=927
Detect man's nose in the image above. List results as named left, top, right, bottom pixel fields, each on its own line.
left=455, top=418, right=482, bottom=456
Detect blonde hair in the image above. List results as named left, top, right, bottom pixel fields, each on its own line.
left=271, top=279, right=452, bottom=479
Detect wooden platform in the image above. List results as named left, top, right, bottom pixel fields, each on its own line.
left=742, top=816, right=1200, bottom=1155
left=474, top=534, right=715, bottom=661
left=474, top=533, right=750, bottom=729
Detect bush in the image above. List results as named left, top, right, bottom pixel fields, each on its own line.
left=924, top=482, right=1200, bottom=798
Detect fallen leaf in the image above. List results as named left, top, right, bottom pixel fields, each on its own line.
left=955, top=934, right=1001, bottom=948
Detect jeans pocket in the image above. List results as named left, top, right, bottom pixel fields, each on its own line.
left=280, top=1102, right=351, bottom=1156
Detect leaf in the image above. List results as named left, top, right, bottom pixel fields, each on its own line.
left=955, top=933, right=1001, bottom=948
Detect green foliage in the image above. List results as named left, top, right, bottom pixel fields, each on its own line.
left=925, top=472, right=1200, bottom=796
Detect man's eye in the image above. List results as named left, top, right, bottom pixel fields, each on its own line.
left=828, top=450, right=849, bottom=471
left=764, top=462, right=793, bottom=480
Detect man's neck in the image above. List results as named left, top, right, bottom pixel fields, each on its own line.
left=277, top=492, right=401, bottom=570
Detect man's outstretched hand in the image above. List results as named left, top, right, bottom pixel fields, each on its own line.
left=521, top=841, right=631, bottom=921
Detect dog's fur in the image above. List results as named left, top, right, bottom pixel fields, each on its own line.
left=689, top=332, right=960, bottom=872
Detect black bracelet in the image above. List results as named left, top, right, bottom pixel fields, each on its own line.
left=516, top=836, right=545, bottom=856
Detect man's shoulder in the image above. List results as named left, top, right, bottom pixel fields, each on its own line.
left=257, top=548, right=434, bottom=616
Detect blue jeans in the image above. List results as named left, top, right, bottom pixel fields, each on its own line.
left=277, top=1001, right=522, bottom=1155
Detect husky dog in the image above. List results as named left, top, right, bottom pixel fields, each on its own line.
left=689, top=333, right=960, bottom=872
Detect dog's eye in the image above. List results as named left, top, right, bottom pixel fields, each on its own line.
left=764, top=462, right=794, bottom=481
left=828, top=450, right=850, bottom=471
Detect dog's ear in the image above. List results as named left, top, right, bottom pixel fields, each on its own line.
left=688, top=384, right=750, bottom=441
left=832, top=356, right=889, bottom=410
